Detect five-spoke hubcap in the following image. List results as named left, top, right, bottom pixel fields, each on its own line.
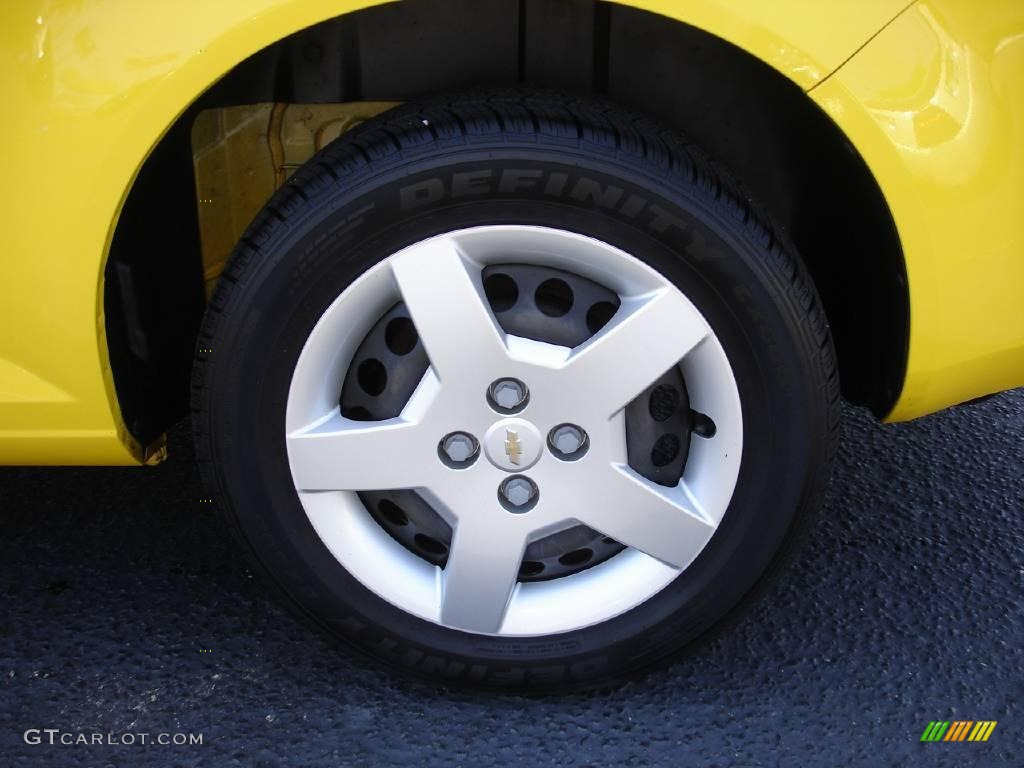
left=285, top=226, right=743, bottom=636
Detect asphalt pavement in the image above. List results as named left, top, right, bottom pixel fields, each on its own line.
left=0, top=392, right=1021, bottom=767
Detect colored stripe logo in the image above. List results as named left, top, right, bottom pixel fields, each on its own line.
left=920, top=721, right=997, bottom=742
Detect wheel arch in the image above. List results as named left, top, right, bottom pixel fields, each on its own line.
left=104, top=0, right=909, bottom=448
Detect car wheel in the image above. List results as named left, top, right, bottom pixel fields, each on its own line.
left=192, top=91, right=839, bottom=691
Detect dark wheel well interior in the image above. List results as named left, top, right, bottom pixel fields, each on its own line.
left=105, top=0, right=908, bottom=448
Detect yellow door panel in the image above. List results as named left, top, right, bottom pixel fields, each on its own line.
left=810, top=0, right=1024, bottom=421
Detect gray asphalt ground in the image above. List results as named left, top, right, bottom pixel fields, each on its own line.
left=0, top=392, right=1021, bottom=767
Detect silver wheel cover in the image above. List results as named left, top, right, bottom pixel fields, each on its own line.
left=285, top=226, right=742, bottom=636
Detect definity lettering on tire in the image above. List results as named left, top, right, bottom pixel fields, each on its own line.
left=398, top=170, right=690, bottom=237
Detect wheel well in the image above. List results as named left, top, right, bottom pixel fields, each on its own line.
left=105, top=0, right=907, bottom=447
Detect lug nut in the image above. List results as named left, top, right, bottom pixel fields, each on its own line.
left=488, top=377, right=529, bottom=413
left=548, top=424, right=589, bottom=459
left=439, top=432, right=479, bottom=467
left=499, top=476, right=538, bottom=512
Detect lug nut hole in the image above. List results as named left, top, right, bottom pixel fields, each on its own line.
left=438, top=431, right=480, bottom=468
left=384, top=316, right=418, bottom=356
left=414, top=534, right=448, bottom=556
left=357, top=358, right=388, bottom=396
left=586, top=301, right=618, bottom=334
left=558, top=548, right=593, bottom=567
left=649, top=384, right=681, bottom=421
left=519, top=561, right=545, bottom=577
left=498, top=475, right=538, bottom=513
left=487, top=377, right=530, bottom=414
left=548, top=423, right=589, bottom=461
left=535, top=278, right=574, bottom=317
left=484, top=273, right=519, bottom=312
left=378, top=499, right=409, bottom=527
left=651, top=434, right=682, bottom=467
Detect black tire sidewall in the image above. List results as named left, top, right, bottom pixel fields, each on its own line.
left=203, top=147, right=828, bottom=689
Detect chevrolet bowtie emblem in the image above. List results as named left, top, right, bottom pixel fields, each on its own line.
left=504, top=429, right=523, bottom=465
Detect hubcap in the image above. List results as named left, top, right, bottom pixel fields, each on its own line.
left=285, top=226, right=742, bottom=636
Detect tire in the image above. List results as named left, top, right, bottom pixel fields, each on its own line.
left=192, top=91, right=839, bottom=692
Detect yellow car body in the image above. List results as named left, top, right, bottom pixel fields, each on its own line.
left=0, top=0, right=1021, bottom=465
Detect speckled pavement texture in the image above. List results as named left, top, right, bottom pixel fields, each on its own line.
left=0, top=392, right=1021, bottom=767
